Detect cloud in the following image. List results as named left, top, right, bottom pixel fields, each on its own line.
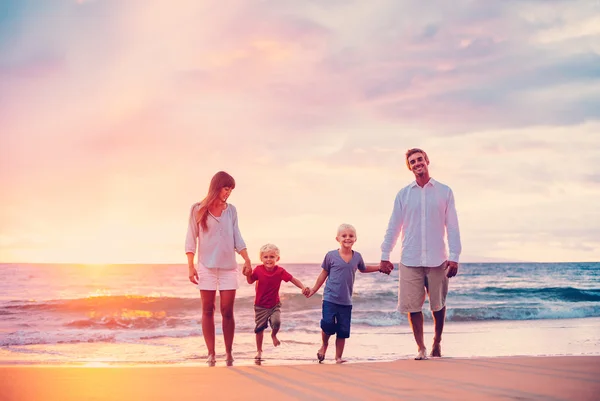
left=585, top=174, right=600, bottom=184
left=1, top=0, right=599, bottom=263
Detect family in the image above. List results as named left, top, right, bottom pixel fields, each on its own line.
left=185, top=148, right=462, bottom=365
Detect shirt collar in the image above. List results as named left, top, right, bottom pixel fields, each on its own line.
left=410, top=178, right=436, bottom=188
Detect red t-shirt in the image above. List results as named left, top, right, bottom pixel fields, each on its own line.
left=251, top=265, right=293, bottom=308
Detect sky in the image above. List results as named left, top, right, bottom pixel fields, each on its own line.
left=1, top=0, right=599, bottom=264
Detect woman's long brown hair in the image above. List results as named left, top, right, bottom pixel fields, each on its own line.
left=195, top=171, right=236, bottom=231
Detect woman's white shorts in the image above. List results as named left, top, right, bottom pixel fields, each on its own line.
left=196, top=263, right=239, bottom=291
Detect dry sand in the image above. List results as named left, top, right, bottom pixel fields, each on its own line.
left=1, top=356, right=599, bottom=401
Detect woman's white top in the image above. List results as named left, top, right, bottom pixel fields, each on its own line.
left=185, top=203, right=247, bottom=269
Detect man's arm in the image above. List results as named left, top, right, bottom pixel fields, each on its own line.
left=381, top=192, right=404, bottom=261
left=380, top=192, right=403, bottom=273
left=446, top=188, right=461, bottom=278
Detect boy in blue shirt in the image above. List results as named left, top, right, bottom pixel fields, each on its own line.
left=308, top=223, right=386, bottom=363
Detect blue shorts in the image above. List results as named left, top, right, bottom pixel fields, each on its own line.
left=320, top=300, right=352, bottom=339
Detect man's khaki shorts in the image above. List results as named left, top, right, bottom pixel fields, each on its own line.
left=399, top=261, right=449, bottom=313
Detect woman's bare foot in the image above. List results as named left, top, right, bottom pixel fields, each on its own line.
left=255, top=351, right=262, bottom=360
left=317, top=344, right=327, bottom=363
left=430, top=343, right=442, bottom=357
left=272, top=334, right=281, bottom=347
left=335, top=358, right=347, bottom=364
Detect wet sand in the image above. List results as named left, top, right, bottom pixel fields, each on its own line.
left=1, top=355, right=599, bottom=400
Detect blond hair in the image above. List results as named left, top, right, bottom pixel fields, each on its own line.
left=259, top=243, right=280, bottom=258
left=337, top=223, right=356, bottom=236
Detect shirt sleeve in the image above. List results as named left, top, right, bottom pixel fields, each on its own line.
left=185, top=203, right=199, bottom=254
left=321, top=253, right=331, bottom=272
left=357, top=253, right=366, bottom=272
left=281, top=268, right=293, bottom=282
left=230, top=205, right=247, bottom=253
left=381, top=191, right=403, bottom=261
left=445, top=188, right=462, bottom=263
left=250, top=266, right=259, bottom=281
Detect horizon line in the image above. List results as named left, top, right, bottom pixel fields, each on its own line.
left=1, top=260, right=599, bottom=265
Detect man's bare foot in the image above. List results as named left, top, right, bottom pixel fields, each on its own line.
left=415, top=348, right=428, bottom=360
left=272, top=334, right=281, bottom=347
left=255, top=351, right=262, bottom=360
left=317, top=344, right=327, bottom=363
left=225, top=352, right=234, bottom=364
left=335, top=358, right=347, bottom=364
left=430, top=343, right=442, bottom=358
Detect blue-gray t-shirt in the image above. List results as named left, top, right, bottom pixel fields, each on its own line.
left=322, top=250, right=366, bottom=306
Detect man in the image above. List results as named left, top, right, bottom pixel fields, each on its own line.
left=379, top=148, right=461, bottom=360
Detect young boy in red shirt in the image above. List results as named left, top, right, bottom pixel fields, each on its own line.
left=243, top=243, right=310, bottom=360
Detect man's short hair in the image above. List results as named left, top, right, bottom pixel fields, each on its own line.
left=405, top=148, right=429, bottom=170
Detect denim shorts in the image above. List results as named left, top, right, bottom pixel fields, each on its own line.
left=320, top=300, right=352, bottom=339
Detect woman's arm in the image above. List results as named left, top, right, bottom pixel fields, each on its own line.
left=186, top=252, right=198, bottom=284
left=185, top=204, right=199, bottom=285
left=239, top=248, right=252, bottom=276
left=185, top=204, right=199, bottom=255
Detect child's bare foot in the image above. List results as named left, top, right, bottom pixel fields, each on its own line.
left=206, top=354, right=216, bottom=365
left=272, top=334, right=281, bottom=347
left=335, top=358, right=347, bottom=364
left=255, top=351, right=262, bottom=360
left=225, top=352, right=234, bottom=364
left=317, top=344, right=327, bottom=363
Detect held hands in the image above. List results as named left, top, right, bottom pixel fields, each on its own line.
left=379, top=260, right=394, bottom=275
left=242, top=261, right=252, bottom=277
left=306, top=287, right=318, bottom=298
left=446, top=261, right=459, bottom=278
left=301, top=287, right=311, bottom=297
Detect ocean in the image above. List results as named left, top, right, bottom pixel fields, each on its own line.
left=1, top=262, right=599, bottom=367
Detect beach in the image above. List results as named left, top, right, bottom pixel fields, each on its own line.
left=1, top=262, right=599, bottom=400
left=2, top=263, right=600, bottom=365
left=2, top=356, right=599, bottom=401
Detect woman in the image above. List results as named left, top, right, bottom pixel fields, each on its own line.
left=185, top=171, right=251, bottom=365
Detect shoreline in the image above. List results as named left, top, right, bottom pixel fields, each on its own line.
left=2, top=317, right=600, bottom=366
left=1, top=352, right=600, bottom=369
left=1, top=355, right=599, bottom=400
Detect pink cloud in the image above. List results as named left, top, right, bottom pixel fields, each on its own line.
left=2, top=0, right=599, bottom=263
